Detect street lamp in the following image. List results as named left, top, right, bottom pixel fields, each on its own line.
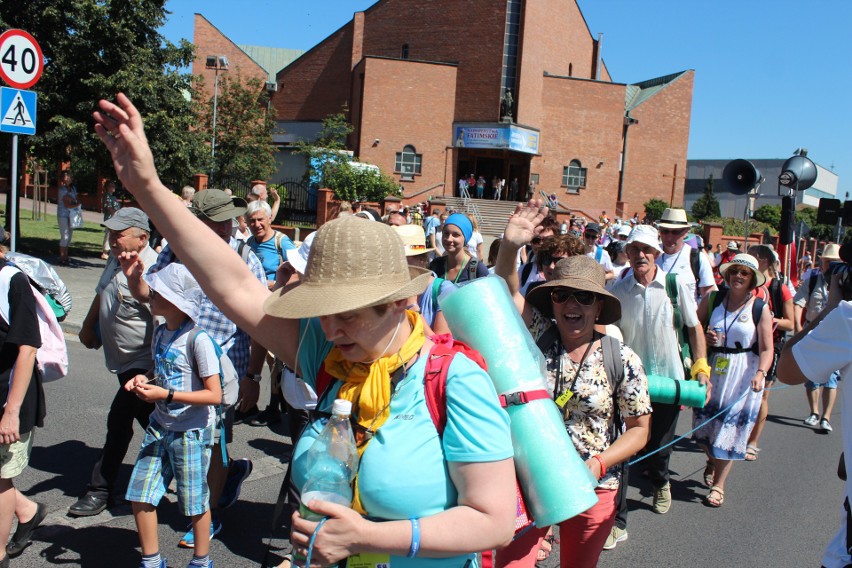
left=205, top=55, right=229, bottom=160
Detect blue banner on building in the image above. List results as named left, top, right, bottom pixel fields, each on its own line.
left=453, top=123, right=540, bottom=155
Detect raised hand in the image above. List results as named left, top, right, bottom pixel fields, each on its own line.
left=93, top=93, right=160, bottom=195
left=503, top=199, right=549, bottom=248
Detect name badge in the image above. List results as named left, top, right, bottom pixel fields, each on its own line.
left=555, top=389, right=574, bottom=408
left=714, top=357, right=730, bottom=375
left=348, top=553, right=391, bottom=568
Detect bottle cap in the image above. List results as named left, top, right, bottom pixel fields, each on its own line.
left=332, top=399, right=353, bottom=416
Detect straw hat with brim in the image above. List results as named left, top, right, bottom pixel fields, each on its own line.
left=392, top=224, right=434, bottom=257
left=190, top=189, right=247, bottom=222
left=719, top=253, right=766, bottom=288
left=822, top=243, right=841, bottom=261
left=526, top=256, right=621, bottom=324
left=727, top=240, right=740, bottom=250
left=657, top=208, right=691, bottom=230
left=144, top=263, right=204, bottom=321
left=264, top=216, right=433, bottom=319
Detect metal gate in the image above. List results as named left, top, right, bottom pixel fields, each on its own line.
left=272, top=177, right=316, bottom=226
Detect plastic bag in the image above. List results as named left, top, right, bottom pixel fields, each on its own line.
left=69, top=206, right=84, bottom=229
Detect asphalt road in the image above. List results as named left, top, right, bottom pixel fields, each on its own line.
left=11, top=336, right=845, bottom=567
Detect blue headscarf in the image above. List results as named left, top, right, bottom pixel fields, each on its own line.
left=444, top=213, right=473, bottom=244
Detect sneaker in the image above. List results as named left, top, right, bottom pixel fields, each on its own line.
left=138, top=559, right=168, bottom=568
left=218, top=458, right=253, bottom=510
left=178, top=517, right=222, bottom=548
left=821, top=419, right=833, bottom=433
left=187, top=560, right=214, bottom=568
left=804, top=413, right=820, bottom=426
left=233, top=405, right=259, bottom=425
left=603, top=525, right=628, bottom=550
left=652, top=482, right=672, bottom=514
left=250, top=406, right=282, bottom=427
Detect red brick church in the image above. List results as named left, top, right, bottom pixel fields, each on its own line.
left=194, top=0, right=694, bottom=219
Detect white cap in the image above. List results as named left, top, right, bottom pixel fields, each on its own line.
left=285, top=232, right=317, bottom=275
left=332, top=399, right=353, bottom=416
left=626, top=225, right=664, bottom=254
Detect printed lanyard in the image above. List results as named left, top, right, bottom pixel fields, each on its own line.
left=722, top=297, right=751, bottom=350
left=556, top=337, right=595, bottom=400
left=452, top=254, right=469, bottom=284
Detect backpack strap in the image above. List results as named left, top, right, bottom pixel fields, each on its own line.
left=468, top=259, right=478, bottom=281
left=601, top=335, right=625, bottom=452
left=274, top=232, right=287, bottom=264
left=595, top=245, right=603, bottom=262
left=665, top=272, right=684, bottom=332
left=431, top=277, right=445, bottom=308
left=236, top=239, right=251, bottom=263
left=689, top=247, right=701, bottom=285
left=188, top=326, right=229, bottom=466
left=423, top=335, right=488, bottom=435
left=808, top=272, right=819, bottom=298
left=768, top=278, right=784, bottom=318
left=535, top=323, right=561, bottom=354
left=520, top=260, right=535, bottom=287
left=750, top=298, right=766, bottom=355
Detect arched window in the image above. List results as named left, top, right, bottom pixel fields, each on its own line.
left=395, top=144, right=422, bottom=180
left=401, top=44, right=410, bottom=60
left=562, top=159, right=587, bottom=192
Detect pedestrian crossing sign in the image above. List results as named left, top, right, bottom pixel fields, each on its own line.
left=0, top=87, right=36, bottom=135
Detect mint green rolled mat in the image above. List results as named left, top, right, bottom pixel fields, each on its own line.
left=647, top=374, right=707, bottom=408
left=439, top=276, right=598, bottom=526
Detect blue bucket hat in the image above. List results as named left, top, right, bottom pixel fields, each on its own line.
left=444, top=213, right=473, bottom=244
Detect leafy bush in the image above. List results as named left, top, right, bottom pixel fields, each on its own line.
left=643, top=198, right=669, bottom=222
left=323, top=161, right=401, bottom=202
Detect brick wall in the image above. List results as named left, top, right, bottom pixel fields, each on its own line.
left=192, top=14, right=268, bottom=100
left=623, top=71, right=695, bottom=209
left=537, top=76, right=626, bottom=216
left=355, top=57, right=458, bottom=201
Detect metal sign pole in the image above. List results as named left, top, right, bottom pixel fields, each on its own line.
left=10, top=134, right=17, bottom=251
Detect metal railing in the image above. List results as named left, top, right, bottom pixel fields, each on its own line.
left=458, top=186, right=483, bottom=228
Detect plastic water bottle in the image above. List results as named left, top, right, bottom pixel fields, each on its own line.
left=294, top=399, right=359, bottom=567
left=712, top=325, right=726, bottom=348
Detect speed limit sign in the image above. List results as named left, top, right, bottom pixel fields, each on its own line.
left=0, top=29, right=44, bottom=89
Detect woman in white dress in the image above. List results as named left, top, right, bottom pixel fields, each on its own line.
left=692, top=254, right=774, bottom=507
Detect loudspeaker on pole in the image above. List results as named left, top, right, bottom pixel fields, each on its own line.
left=723, top=159, right=763, bottom=195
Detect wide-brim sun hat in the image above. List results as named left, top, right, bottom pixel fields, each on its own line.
left=821, top=243, right=841, bottom=261
left=719, top=253, right=766, bottom=288
left=626, top=224, right=663, bottom=254
left=526, top=255, right=621, bottom=324
left=657, top=208, right=691, bottom=230
left=392, top=224, right=434, bottom=257
left=264, top=216, right=432, bottom=319
left=144, top=263, right=204, bottom=321
left=285, top=231, right=317, bottom=275
left=727, top=240, right=740, bottom=250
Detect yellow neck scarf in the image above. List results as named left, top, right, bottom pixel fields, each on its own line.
left=322, top=310, right=426, bottom=513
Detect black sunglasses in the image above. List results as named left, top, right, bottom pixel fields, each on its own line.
left=551, top=288, right=597, bottom=306
left=540, top=254, right=568, bottom=266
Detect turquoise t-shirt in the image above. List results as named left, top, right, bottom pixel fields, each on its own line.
left=250, top=234, right=295, bottom=281
left=293, top=318, right=513, bottom=568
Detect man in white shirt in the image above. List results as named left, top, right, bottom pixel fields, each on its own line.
left=779, top=296, right=852, bottom=568
left=655, top=208, right=716, bottom=303
left=606, top=225, right=709, bottom=547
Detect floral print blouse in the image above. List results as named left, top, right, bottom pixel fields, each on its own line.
left=542, top=326, right=652, bottom=489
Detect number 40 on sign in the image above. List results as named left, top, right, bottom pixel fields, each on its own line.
left=0, top=29, right=44, bottom=90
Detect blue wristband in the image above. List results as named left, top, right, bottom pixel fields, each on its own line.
left=407, top=517, right=421, bottom=558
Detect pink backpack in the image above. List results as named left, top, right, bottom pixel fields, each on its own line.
left=0, top=266, right=69, bottom=382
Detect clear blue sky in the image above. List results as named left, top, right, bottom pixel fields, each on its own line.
left=161, top=0, right=852, bottom=198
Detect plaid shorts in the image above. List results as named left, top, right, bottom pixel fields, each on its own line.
left=126, top=420, right=213, bottom=516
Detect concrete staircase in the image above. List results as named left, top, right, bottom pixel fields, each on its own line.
left=440, top=197, right=521, bottom=237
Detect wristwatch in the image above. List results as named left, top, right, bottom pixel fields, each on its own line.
left=246, top=373, right=262, bottom=383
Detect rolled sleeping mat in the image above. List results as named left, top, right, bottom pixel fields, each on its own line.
left=439, top=275, right=598, bottom=526
left=647, top=374, right=707, bottom=408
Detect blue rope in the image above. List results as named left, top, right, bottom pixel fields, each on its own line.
left=627, top=383, right=790, bottom=467
left=305, top=517, right=328, bottom=568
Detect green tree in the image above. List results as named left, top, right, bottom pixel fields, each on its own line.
left=295, top=109, right=398, bottom=202
left=691, top=175, right=721, bottom=220
left=200, top=75, right=277, bottom=183
left=0, top=0, right=207, bottom=190
left=752, top=204, right=782, bottom=229
left=643, top=198, right=669, bottom=222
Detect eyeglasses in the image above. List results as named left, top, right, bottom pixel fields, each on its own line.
left=658, top=228, right=687, bottom=235
left=540, top=254, right=568, bottom=266
left=726, top=267, right=753, bottom=277
left=531, top=236, right=543, bottom=245
left=550, top=288, right=597, bottom=306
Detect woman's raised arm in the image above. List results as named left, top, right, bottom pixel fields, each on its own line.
left=93, top=94, right=300, bottom=365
